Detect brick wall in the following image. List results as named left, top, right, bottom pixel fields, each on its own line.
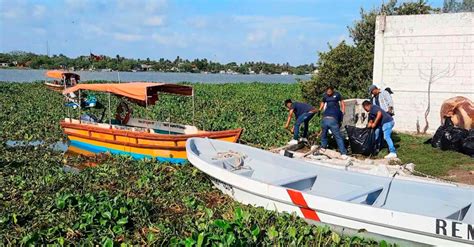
left=373, top=12, right=473, bottom=133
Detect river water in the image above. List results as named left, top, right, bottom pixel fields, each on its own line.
left=0, top=69, right=311, bottom=83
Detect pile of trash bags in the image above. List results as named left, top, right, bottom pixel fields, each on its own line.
left=346, top=126, right=379, bottom=156
left=430, top=117, right=474, bottom=157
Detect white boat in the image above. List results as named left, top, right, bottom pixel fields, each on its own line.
left=186, top=138, right=474, bottom=246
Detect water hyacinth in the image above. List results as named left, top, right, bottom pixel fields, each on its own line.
left=0, top=81, right=389, bottom=245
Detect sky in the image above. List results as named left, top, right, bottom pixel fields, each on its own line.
left=0, top=0, right=443, bottom=65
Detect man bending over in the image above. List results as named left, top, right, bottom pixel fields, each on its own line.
left=362, top=100, right=397, bottom=159
left=284, top=99, right=317, bottom=145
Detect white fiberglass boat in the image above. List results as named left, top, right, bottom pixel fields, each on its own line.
left=186, top=138, right=474, bottom=246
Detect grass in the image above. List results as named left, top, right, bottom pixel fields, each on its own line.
left=393, top=133, right=473, bottom=177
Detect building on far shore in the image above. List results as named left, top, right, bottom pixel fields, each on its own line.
left=140, top=64, right=153, bottom=71
left=372, top=12, right=473, bottom=133
left=0, top=63, right=9, bottom=67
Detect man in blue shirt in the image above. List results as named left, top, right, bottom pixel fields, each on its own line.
left=319, top=86, right=347, bottom=157
left=362, top=100, right=397, bottom=159
left=284, top=99, right=317, bottom=145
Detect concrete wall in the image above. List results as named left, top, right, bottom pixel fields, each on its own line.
left=343, top=99, right=369, bottom=129
left=373, top=12, right=473, bottom=133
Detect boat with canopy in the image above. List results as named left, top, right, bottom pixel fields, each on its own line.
left=60, top=82, right=242, bottom=163
left=44, top=70, right=80, bottom=91
left=186, top=138, right=474, bottom=246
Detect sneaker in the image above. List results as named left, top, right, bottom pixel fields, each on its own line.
left=341, top=154, right=349, bottom=160
left=287, top=139, right=299, bottom=145
left=384, top=153, right=397, bottom=159
left=300, top=138, right=308, bottom=143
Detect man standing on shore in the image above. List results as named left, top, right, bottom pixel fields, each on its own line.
left=319, top=86, right=347, bottom=157
left=284, top=99, right=317, bottom=145
left=362, top=100, right=397, bottom=159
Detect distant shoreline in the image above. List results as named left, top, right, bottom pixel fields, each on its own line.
left=0, top=67, right=308, bottom=75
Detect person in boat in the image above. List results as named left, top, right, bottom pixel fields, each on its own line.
left=284, top=99, right=317, bottom=145
left=71, top=77, right=77, bottom=86
left=362, top=100, right=397, bottom=159
left=319, top=86, right=347, bottom=157
left=369, top=85, right=394, bottom=116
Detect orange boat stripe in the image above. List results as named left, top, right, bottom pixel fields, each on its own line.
left=287, top=189, right=320, bottom=222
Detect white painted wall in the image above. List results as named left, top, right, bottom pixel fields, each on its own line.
left=373, top=12, right=473, bottom=133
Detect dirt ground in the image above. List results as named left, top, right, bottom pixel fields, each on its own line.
left=444, top=167, right=474, bottom=185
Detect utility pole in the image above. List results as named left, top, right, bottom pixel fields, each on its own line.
left=46, top=40, right=50, bottom=57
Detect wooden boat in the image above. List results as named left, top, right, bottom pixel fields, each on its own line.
left=185, top=138, right=474, bottom=246
left=60, top=83, right=242, bottom=164
left=45, top=70, right=80, bottom=91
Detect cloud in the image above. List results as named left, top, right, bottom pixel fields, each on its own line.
left=117, top=0, right=167, bottom=13
left=233, top=15, right=330, bottom=28
left=144, top=15, right=165, bottom=26
left=32, top=27, right=46, bottom=35
left=245, top=27, right=289, bottom=47
left=271, top=28, right=287, bottom=42
left=80, top=23, right=106, bottom=36
left=0, top=0, right=367, bottom=64
left=235, top=15, right=332, bottom=48
left=113, top=33, right=143, bottom=42
left=187, top=16, right=209, bottom=29
left=2, top=9, right=19, bottom=19
left=328, top=33, right=352, bottom=46
left=151, top=33, right=188, bottom=47
left=32, top=5, right=46, bottom=18
left=144, top=0, right=167, bottom=13
left=246, top=30, right=267, bottom=43
left=65, top=0, right=90, bottom=11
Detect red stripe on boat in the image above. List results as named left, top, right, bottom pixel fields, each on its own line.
left=287, top=189, right=320, bottom=221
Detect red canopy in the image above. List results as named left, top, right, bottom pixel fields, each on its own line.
left=63, top=82, right=193, bottom=106
left=45, top=70, right=80, bottom=80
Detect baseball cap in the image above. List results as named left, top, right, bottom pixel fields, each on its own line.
left=368, top=85, right=378, bottom=94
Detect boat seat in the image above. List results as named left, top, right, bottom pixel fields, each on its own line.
left=270, top=173, right=318, bottom=191
left=335, top=186, right=384, bottom=205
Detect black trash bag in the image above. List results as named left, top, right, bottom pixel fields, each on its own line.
left=346, top=125, right=378, bottom=156
left=440, top=124, right=468, bottom=153
left=461, top=129, right=474, bottom=156
left=431, top=117, right=454, bottom=148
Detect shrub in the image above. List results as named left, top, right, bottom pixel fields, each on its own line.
left=300, top=42, right=372, bottom=105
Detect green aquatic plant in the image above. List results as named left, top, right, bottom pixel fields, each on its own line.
left=0, top=145, right=386, bottom=246
left=0, top=81, right=317, bottom=148
left=0, top=81, right=396, bottom=245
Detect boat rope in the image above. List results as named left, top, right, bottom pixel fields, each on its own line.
left=380, top=171, right=399, bottom=207
left=402, top=166, right=458, bottom=185
left=213, top=150, right=249, bottom=171
left=344, top=161, right=354, bottom=170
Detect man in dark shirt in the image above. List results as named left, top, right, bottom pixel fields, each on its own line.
left=319, top=86, right=347, bottom=157
left=362, top=100, right=397, bottom=159
left=284, top=99, right=317, bottom=144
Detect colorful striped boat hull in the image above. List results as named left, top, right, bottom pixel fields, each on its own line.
left=61, top=120, right=242, bottom=164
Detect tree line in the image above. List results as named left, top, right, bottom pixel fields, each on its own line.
left=0, top=52, right=315, bottom=75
